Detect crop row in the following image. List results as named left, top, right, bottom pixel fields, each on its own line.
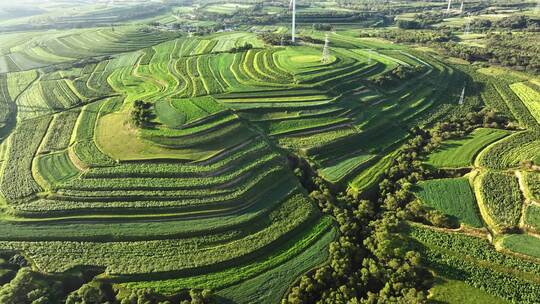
left=16, top=166, right=296, bottom=216
left=0, top=193, right=316, bottom=274
left=59, top=152, right=281, bottom=191
left=510, top=82, right=540, bottom=126
left=35, top=151, right=80, bottom=189
left=0, top=116, right=51, bottom=201
left=494, top=81, right=538, bottom=129
left=82, top=139, right=271, bottom=179
left=39, top=109, right=80, bottom=153
left=476, top=131, right=540, bottom=169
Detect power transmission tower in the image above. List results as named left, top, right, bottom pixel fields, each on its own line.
left=321, top=33, right=330, bottom=63
left=459, top=85, right=466, bottom=105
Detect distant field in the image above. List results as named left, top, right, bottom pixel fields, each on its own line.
left=415, top=177, right=483, bottom=228
left=425, top=128, right=511, bottom=168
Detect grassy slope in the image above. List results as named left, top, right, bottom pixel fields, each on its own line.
left=426, top=128, right=511, bottom=168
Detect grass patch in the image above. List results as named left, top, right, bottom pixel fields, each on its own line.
left=428, top=277, right=509, bottom=304
left=501, top=234, right=540, bottom=260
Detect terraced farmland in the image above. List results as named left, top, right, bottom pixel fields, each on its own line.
left=0, top=8, right=539, bottom=303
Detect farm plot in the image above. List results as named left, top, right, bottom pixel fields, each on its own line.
left=510, top=82, right=540, bottom=125
left=475, top=172, right=523, bottom=231
left=500, top=234, right=540, bottom=259
left=0, top=116, right=51, bottom=201
left=425, top=128, right=511, bottom=168
left=415, top=177, right=483, bottom=228
left=476, top=131, right=540, bottom=169
left=524, top=204, right=540, bottom=232
left=523, top=172, right=540, bottom=202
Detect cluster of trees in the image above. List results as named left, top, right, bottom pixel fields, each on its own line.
left=66, top=282, right=214, bottom=304
left=465, top=15, right=539, bottom=32
left=312, top=23, right=333, bottom=31
left=0, top=264, right=215, bottom=304
left=259, top=33, right=293, bottom=46
left=284, top=163, right=432, bottom=303
left=229, top=43, right=253, bottom=53
left=363, top=26, right=538, bottom=73
left=495, top=15, right=539, bottom=29
left=360, top=29, right=455, bottom=43
left=396, top=19, right=429, bottom=30
left=284, top=106, right=512, bottom=303
left=372, top=65, right=425, bottom=87
left=441, top=32, right=540, bottom=73
left=130, top=100, right=154, bottom=128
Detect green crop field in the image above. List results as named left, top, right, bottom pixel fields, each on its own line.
left=476, top=172, right=523, bottom=231
left=0, top=1, right=538, bottom=303
left=425, top=128, right=511, bottom=168
left=415, top=177, right=483, bottom=227
left=500, top=234, right=540, bottom=259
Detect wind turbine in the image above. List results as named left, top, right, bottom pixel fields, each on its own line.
left=460, top=0, right=465, bottom=13
left=446, top=0, right=452, bottom=13
left=289, top=0, right=296, bottom=43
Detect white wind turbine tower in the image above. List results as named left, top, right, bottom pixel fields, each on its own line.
left=460, top=0, right=465, bottom=13
left=290, top=0, right=296, bottom=43
left=447, top=0, right=452, bottom=13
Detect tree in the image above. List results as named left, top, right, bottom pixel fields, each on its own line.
left=130, top=100, right=154, bottom=128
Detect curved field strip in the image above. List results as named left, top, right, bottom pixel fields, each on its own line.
left=0, top=193, right=317, bottom=275
left=476, top=131, right=540, bottom=169
left=425, top=128, right=511, bottom=168
left=34, top=151, right=81, bottom=189
left=510, top=82, right=540, bottom=125
left=122, top=218, right=336, bottom=301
